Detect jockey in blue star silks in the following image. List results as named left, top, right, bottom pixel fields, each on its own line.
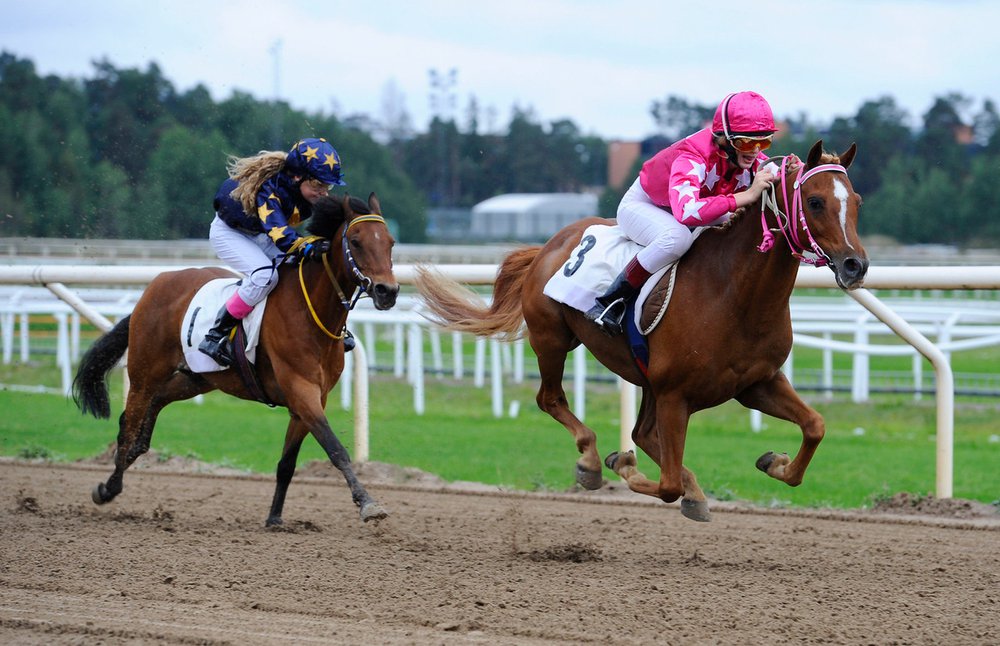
left=585, top=91, right=781, bottom=336
left=200, top=137, right=346, bottom=367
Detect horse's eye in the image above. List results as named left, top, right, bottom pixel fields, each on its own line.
left=350, top=238, right=362, bottom=250
left=807, top=197, right=823, bottom=211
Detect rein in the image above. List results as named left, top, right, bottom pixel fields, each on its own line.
left=757, top=156, right=847, bottom=267
left=296, top=213, right=387, bottom=340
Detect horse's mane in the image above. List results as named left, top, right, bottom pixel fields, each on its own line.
left=306, top=194, right=371, bottom=239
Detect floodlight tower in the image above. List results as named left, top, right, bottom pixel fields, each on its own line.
left=428, top=68, right=458, bottom=205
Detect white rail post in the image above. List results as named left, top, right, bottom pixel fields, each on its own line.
left=573, top=345, right=587, bottom=423
left=19, top=313, right=29, bottom=363
left=352, top=335, right=370, bottom=463
left=408, top=322, right=425, bottom=415
left=1, top=311, right=12, bottom=364
left=619, top=378, right=637, bottom=454
left=340, top=350, right=353, bottom=410
left=848, top=288, right=955, bottom=498
left=513, top=338, right=525, bottom=383
left=429, top=327, right=443, bottom=378
left=490, top=338, right=503, bottom=418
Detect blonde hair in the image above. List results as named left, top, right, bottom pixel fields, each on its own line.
left=226, top=150, right=288, bottom=215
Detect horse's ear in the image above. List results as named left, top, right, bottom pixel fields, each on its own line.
left=342, top=193, right=356, bottom=220
left=368, top=192, right=382, bottom=215
left=806, top=140, right=824, bottom=169
left=838, top=143, right=858, bottom=170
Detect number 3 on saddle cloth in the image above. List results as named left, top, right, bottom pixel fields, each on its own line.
left=542, top=224, right=702, bottom=377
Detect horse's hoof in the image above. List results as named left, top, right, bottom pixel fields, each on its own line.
left=681, top=498, right=712, bottom=522
left=92, top=483, right=108, bottom=505
left=265, top=516, right=283, bottom=527
left=575, top=463, right=603, bottom=490
left=360, top=501, right=388, bottom=523
left=755, top=451, right=777, bottom=473
left=604, top=450, right=636, bottom=472
left=756, top=451, right=790, bottom=475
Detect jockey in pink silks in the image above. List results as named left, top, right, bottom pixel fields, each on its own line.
left=586, top=91, right=780, bottom=336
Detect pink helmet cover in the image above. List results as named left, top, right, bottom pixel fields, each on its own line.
left=712, top=91, right=776, bottom=136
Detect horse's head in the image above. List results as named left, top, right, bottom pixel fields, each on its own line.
left=773, top=140, right=868, bottom=290
left=308, top=193, right=400, bottom=310
left=342, top=193, right=399, bottom=310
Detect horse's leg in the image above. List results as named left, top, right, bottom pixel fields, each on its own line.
left=531, top=336, right=603, bottom=490
left=604, top=450, right=710, bottom=521
left=265, top=419, right=308, bottom=527
left=93, top=372, right=209, bottom=505
left=612, top=393, right=689, bottom=502
left=604, top=391, right=710, bottom=521
left=736, top=372, right=824, bottom=487
left=286, top=380, right=387, bottom=523
left=92, top=386, right=152, bottom=504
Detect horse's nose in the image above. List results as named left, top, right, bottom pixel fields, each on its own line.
left=838, top=256, right=869, bottom=288
left=372, top=282, right=399, bottom=310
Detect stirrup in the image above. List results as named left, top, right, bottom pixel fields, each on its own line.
left=198, top=337, right=233, bottom=367
left=343, top=329, right=356, bottom=353
left=592, top=300, right=626, bottom=336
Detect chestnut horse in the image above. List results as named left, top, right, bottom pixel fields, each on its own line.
left=73, top=193, right=399, bottom=525
left=415, top=141, right=867, bottom=521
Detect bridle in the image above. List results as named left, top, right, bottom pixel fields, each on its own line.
left=757, top=155, right=848, bottom=267
left=296, top=213, right=387, bottom=339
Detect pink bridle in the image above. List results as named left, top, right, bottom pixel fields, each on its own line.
left=757, top=155, right=848, bottom=267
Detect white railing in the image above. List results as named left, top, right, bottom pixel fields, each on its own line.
left=3, top=263, right=1000, bottom=498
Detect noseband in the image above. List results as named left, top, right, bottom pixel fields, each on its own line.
left=757, top=156, right=848, bottom=267
left=297, top=213, right=387, bottom=340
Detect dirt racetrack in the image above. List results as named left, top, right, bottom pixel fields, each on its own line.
left=2, top=459, right=998, bottom=645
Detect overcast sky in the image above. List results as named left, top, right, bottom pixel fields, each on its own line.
left=4, top=0, right=999, bottom=140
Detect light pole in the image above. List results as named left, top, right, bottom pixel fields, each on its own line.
left=428, top=68, right=457, bottom=205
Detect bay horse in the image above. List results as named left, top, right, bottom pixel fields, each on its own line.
left=414, top=141, right=867, bottom=521
left=73, top=193, right=399, bottom=525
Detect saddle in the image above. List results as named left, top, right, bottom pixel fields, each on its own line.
left=542, top=224, right=684, bottom=336
left=181, top=279, right=267, bottom=373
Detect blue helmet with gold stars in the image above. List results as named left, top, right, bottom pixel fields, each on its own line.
left=285, top=137, right=346, bottom=186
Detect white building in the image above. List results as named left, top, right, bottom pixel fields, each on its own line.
left=470, top=193, right=599, bottom=242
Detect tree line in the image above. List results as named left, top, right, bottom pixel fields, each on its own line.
left=1, top=51, right=998, bottom=246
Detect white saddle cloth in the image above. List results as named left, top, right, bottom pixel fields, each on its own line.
left=180, top=278, right=268, bottom=373
left=542, top=224, right=673, bottom=331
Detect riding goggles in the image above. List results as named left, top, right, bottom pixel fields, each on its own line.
left=727, top=135, right=773, bottom=154
left=303, top=178, right=335, bottom=194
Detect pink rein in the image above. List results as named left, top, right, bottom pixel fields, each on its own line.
left=757, top=156, right=848, bottom=267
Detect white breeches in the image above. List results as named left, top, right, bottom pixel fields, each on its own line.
left=616, top=177, right=695, bottom=273
left=208, top=216, right=282, bottom=307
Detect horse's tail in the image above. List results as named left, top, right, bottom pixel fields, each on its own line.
left=414, top=247, right=541, bottom=340
left=72, top=315, right=131, bottom=419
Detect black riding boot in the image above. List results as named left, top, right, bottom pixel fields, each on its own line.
left=343, top=328, right=356, bottom=353
left=584, top=271, right=639, bottom=336
left=198, top=305, right=239, bottom=367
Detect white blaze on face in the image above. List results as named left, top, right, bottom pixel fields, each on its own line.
left=832, top=177, right=854, bottom=250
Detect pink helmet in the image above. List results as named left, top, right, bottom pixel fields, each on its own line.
left=712, top=91, right=776, bottom=136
